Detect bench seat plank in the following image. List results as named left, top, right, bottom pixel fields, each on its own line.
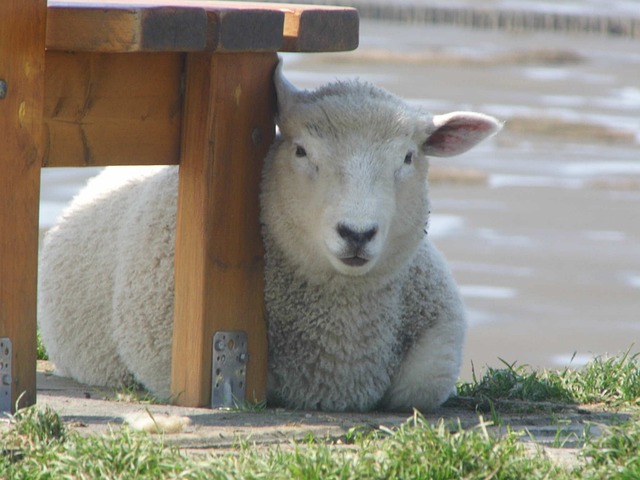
left=46, top=0, right=358, bottom=53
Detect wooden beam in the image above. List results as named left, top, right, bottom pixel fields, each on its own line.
left=43, top=52, right=182, bottom=167
left=171, top=52, right=275, bottom=407
left=281, top=4, right=359, bottom=52
left=45, top=1, right=358, bottom=53
left=0, top=0, right=47, bottom=412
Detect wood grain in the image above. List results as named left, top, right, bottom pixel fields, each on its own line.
left=46, top=5, right=208, bottom=53
left=43, top=52, right=182, bottom=166
left=45, top=0, right=358, bottom=53
left=281, top=4, right=359, bottom=52
left=0, top=0, right=47, bottom=412
left=171, top=52, right=276, bottom=407
left=46, top=0, right=283, bottom=52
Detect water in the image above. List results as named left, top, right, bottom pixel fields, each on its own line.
left=40, top=18, right=640, bottom=379
left=40, top=168, right=104, bottom=229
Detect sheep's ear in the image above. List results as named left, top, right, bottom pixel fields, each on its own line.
left=422, top=112, right=502, bottom=157
left=274, top=59, right=299, bottom=116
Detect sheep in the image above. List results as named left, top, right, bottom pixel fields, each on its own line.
left=38, top=62, right=501, bottom=412
left=38, top=166, right=177, bottom=396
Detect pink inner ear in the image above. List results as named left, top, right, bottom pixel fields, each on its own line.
left=426, top=124, right=472, bottom=155
left=424, top=114, right=500, bottom=157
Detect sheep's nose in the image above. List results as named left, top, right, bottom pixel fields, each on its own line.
left=337, top=223, right=378, bottom=249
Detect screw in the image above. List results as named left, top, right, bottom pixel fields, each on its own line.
left=214, top=340, right=226, bottom=351
left=2, top=374, right=10, bottom=386
left=238, top=353, right=248, bottom=363
left=251, top=127, right=263, bottom=146
left=0, top=80, right=7, bottom=99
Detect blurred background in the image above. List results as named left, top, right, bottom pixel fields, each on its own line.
left=40, top=0, right=640, bottom=380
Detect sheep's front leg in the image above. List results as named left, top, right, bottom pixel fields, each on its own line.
left=383, top=305, right=466, bottom=412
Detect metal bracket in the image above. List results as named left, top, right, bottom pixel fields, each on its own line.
left=1, top=338, right=12, bottom=413
left=211, top=331, right=247, bottom=408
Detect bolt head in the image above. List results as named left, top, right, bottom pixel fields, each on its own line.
left=251, top=128, right=263, bottom=145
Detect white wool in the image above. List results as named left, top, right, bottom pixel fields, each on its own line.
left=124, top=411, right=191, bottom=434
left=38, top=61, right=500, bottom=412
left=38, top=166, right=168, bottom=389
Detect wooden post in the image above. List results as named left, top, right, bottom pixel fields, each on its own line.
left=0, top=0, right=47, bottom=411
left=171, top=52, right=276, bottom=407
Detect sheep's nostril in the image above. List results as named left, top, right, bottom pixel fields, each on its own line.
left=337, top=224, right=378, bottom=247
left=362, top=226, right=378, bottom=242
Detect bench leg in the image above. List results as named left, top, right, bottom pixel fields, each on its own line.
left=171, top=52, right=277, bottom=407
left=0, top=0, right=47, bottom=412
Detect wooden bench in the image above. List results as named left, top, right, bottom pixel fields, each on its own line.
left=0, top=0, right=358, bottom=412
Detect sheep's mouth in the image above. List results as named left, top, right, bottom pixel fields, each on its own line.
left=340, top=256, right=369, bottom=267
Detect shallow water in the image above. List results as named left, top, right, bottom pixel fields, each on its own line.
left=40, top=19, right=640, bottom=379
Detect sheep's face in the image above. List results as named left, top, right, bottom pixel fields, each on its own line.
left=269, top=101, right=429, bottom=278
left=262, top=63, right=501, bottom=280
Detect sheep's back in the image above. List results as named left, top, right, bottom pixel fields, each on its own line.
left=110, top=166, right=178, bottom=399
left=38, top=166, right=172, bottom=389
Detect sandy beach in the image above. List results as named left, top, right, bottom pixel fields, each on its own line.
left=39, top=16, right=640, bottom=381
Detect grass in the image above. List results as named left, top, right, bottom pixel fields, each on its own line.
left=111, top=382, right=164, bottom=405
left=2, top=408, right=185, bottom=479
left=12, top=351, right=637, bottom=478
left=458, top=359, right=573, bottom=404
left=2, top=407, right=640, bottom=479
left=12, top=405, right=66, bottom=444
left=549, top=351, right=640, bottom=406
left=1, top=408, right=566, bottom=479
left=36, top=330, right=48, bottom=361
left=457, top=350, right=640, bottom=408
left=581, top=422, right=640, bottom=477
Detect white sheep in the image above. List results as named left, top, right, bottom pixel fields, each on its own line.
left=38, top=62, right=501, bottom=411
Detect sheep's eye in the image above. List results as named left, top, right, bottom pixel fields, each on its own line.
left=295, top=145, right=307, bottom=157
left=404, top=152, right=414, bottom=165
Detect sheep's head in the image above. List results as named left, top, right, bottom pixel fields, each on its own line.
left=262, top=62, right=501, bottom=281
